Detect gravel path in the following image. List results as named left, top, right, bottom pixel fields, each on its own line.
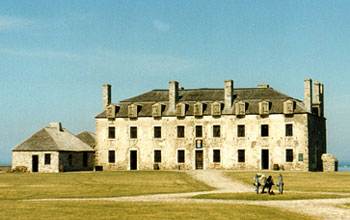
left=27, top=170, right=350, bottom=220
left=186, top=170, right=252, bottom=192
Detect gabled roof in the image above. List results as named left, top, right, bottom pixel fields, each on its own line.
left=13, top=126, right=94, bottom=152
left=76, top=131, right=96, bottom=148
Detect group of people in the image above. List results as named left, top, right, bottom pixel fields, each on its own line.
left=254, top=174, right=278, bottom=194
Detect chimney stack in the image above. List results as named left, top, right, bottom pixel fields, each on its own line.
left=304, top=79, right=313, bottom=113
left=169, top=81, right=179, bottom=112
left=224, top=80, right=234, bottom=110
left=313, top=81, right=325, bottom=117
left=50, top=122, right=63, bottom=131
left=103, top=84, right=111, bottom=111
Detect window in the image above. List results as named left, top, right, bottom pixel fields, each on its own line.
left=286, top=149, right=293, bottom=162
left=213, top=150, right=221, bottom=163
left=154, top=150, right=161, bottom=163
left=177, top=126, right=185, bottom=138
left=177, top=150, right=185, bottom=163
left=108, top=150, right=115, bottom=163
left=83, top=152, right=88, bottom=167
left=286, top=124, right=293, bottom=136
left=298, top=153, right=304, bottom=162
left=237, top=125, right=245, bottom=137
left=238, top=150, right=245, bottom=162
left=213, top=125, right=221, bottom=137
left=130, top=126, right=137, bottom=139
left=44, top=154, right=51, bottom=165
left=154, top=126, right=161, bottom=138
left=108, top=127, right=115, bottom=139
left=195, top=125, right=202, bottom=138
left=261, top=124, right=269, bottom=137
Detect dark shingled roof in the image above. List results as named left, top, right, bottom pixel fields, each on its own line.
left=76, top=131, right=96, bottom=148
left=13, top=127, right=94, bottom=152
left=121, top=88, right=293, bottom=102
left=96, top=87, right=308, bottom=118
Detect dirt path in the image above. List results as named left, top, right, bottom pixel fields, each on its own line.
left=186, top=170, right=252, bottom=192
left=28, top=170, right=350, bottom=220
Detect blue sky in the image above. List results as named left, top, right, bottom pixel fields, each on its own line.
left=1, top=0, right=350, bottom=164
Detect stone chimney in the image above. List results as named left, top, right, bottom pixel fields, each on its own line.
left=50, top=122, right=63, bottom=131
left=304, top=79, right=313, bottom=113
left=258, top=84, right=269, bottom=88
left=224, top=80, right=234, bottom=110
left=103, top=84, right=111, bottom=111
left=169, top=81, right=179, bottom=112
left=313, top=81, right=324, bottom=117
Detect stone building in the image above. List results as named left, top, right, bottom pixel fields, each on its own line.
left=95, top=79, right=326, bottom=171
left=12, top=122, right=94, bottom=173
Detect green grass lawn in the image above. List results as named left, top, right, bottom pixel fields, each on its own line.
left=1, top=170, right=345, bottom=219
left=193, top=192, right=350, bottom=201
left=225, top=171, right=350, bottom=193
left=0, top=201, right=316, bottom=220
left=0, top=171, right=212, bottom=200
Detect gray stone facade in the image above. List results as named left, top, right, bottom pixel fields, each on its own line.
left=94, top=79, right=326, bottom=171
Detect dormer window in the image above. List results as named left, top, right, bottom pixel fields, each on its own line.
left=194, top=102, right=203, bottom=116
left=211, top=102, right=221, bottom=116
left=106, top=105, right=116, bottom=119
left=128, top=104, right=138, bottom=118
left=283, top=100, right=294, bottom=115
left=176, top=103, right=186, bottom=117
left=152, top=103, right=162, bottom=118
left=235, top=101, right=246, bottom=116
left=259, top=101, right=270, bottom=116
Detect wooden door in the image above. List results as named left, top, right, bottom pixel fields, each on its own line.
left=32, top=155, right=38, bottom=172
left=195, top=150, right=203, bottom=169
left=261, top=150, right=269, bottom=170
left=130, top=150, right=137, bottom=170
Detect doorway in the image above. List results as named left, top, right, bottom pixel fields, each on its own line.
left=32, top=155, right=38, bottom=172
left=195, top=150, right=203, bottom=170
left=130, top=150, right=137, bottom=170
left=261, top=149, right=269, bottom=170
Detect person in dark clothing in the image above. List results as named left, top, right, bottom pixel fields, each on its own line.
left=261, top=175, right=274, bottom=194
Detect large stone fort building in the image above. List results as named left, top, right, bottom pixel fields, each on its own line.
left=95, top=79, right=326, bottom=171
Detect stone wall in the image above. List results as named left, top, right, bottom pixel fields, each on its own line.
left=95, top=113, right=310, bottom=171
left=308, top=114, right=327, bottom=171
left=12, top=151, right=60, bottom=173
left=321, top=153, right=338, bottom=172
left=59, top=151, right=94, bottom=172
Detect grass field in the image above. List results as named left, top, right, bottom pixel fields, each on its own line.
left=193, top=192, right=350, bottom=201
left=0, top=201, right=316, bottom=220
left=0, top=171, right=212, bottom=200
left=225, top=171, right=350, bottom=193
left=1, top=170, right=347, bottom=219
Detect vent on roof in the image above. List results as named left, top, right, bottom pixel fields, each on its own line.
left=50, top=122, right=63, bottom=131
left=258, top=84, right=269, bottom=88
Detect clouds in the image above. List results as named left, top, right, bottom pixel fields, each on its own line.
left=0, top=47, right=199, bottom=75
left=0, top=15, right=35, bottom=32
left=152, top=19, right=170, bottom=32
